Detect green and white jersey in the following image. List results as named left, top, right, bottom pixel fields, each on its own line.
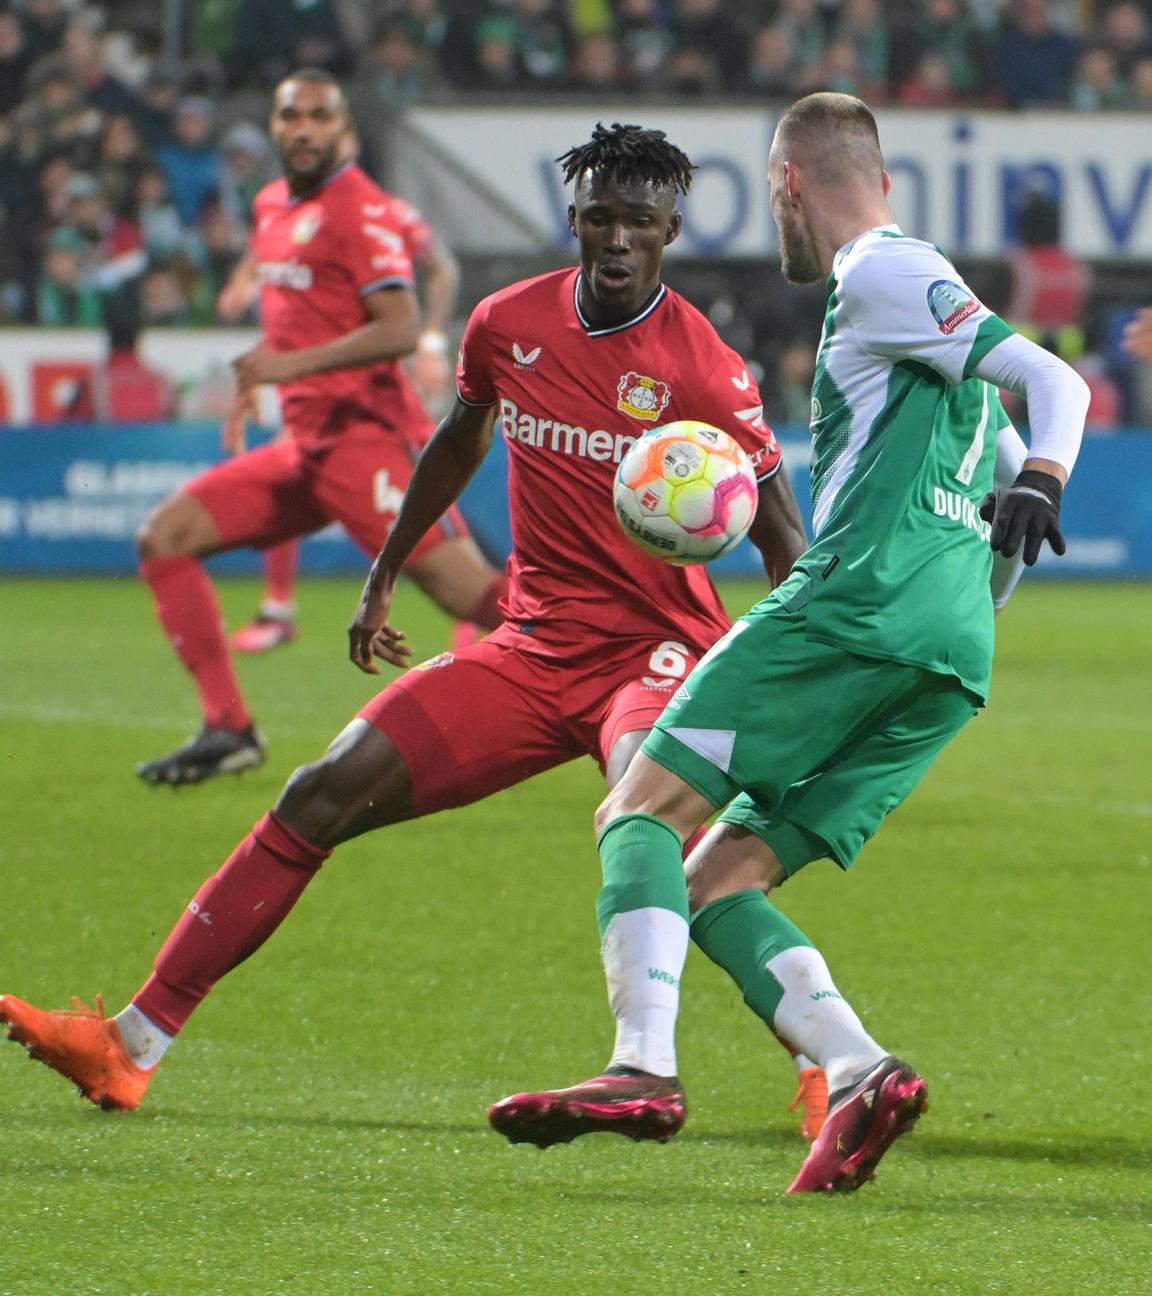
left=796, top=225, right=1015, bottom=703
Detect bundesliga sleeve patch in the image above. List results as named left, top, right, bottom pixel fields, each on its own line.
left=928, top=280, right=981, bottom=335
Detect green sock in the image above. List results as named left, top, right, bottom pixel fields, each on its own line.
left=595, top=813, right=687, bottom=938
left=596, top=813, right=690, bottom=1077
left=690, top=889, right=815, bottom=1028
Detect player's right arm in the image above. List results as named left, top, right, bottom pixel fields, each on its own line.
left=348, top=398, right=496, bottom=674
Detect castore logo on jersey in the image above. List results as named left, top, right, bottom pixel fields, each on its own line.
left=513, top=343, right=542, bottom=369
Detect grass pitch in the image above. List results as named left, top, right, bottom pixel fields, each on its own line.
left=0, top=575, right=1149, bottom=1296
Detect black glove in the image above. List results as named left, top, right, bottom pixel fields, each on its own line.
left=978, top=469, right=1066, bottom=566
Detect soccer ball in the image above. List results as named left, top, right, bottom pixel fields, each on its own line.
left=613, top=420, right=758, bottom=565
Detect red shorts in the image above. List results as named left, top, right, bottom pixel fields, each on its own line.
left=186, top=422, right=468, bottom=562
left=357, top=624, right=705, bottom=816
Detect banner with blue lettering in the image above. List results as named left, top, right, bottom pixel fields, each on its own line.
left=1, top=424, right=1149, bottom=577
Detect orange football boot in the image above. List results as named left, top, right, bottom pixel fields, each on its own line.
left=0, top=994, right=154, bottom=1110
left=787, top=1065, right=830, bottom=1140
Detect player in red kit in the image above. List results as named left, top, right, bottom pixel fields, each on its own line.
left=134, top=70, right=505, bottom=786
left=0, top=125, right=809, bottom=1127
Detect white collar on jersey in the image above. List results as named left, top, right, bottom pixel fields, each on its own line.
left=832, top=223, right=904, bottom=271
left=287, top=161, right=356, bottom=207
left=572, top=271, right=667, bottom=337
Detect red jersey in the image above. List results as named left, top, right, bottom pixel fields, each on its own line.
left=457, top=268, right=781, bottom=651
left=251, top=164, right=431, bottom=441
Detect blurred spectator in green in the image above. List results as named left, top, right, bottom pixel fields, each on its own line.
left=0, top=8, right=34, bottom=115
left=771, top=0, right=827, bottom=83
left=812, top=37, right=866, bottom=96
left=774, top=342, right=817, bottom=428
left=895, top=0, right=987, bottom=101
left=36, top=226, right=103, bottom=324
left=189, top=204, right=249, bottom=322
left=615, top=0, right=674, bottom=83
left=56, top=172, right=146, bottom=293
left=512, top=0, right=571, bottom=84
left=157, top=96, right=220, bottom=226
left=1069, top=43, right=1129, bottom=107
left=473, top=14, right=520, bottom=85
left=12, top=55, right=96, bottom=163
left=134, top=165, right=187, bottom=262
left=356, top=17, right=445, bottom=109
left=665, top=42, right=719, bottom=94
left=832, top=0, right=888, bottom=100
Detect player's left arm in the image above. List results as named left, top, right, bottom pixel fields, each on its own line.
left=232, top=285, right=421, bottom=389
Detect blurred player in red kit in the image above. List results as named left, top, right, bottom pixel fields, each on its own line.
left=0, top=124, right=813, bottom=1131
left=218, top=131, right=464, bottom=656
left=134, top=69, right=505, bottom=786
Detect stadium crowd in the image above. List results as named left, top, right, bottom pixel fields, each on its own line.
left=0, top=0, right=1149, bottom=422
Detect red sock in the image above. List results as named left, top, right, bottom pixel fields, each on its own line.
left=262, top=541, right=299, bottom=608
left=133, top=812, right=330, bottom=1036
left=141, top=556, right=251, bottom=731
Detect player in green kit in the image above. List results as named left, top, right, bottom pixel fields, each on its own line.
left=489, top=93, right=1089, bottom=1192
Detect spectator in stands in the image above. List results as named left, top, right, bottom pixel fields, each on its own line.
left=57, top=171, right=146, bottom=294
left=472, top=14, right=521, bottom=85
left=832, top=0, right=889, bottom=101
left=36, top=226, right=103, bottom=325
left=32, top=150, right=76, bottom=245
left=157, top=96, right=220, bottom=227
left=742, top=24, right=800, bottom=96
left=139, top=259, right=195, bottom=325
left=1129, top=54, right=1152, bottom=106
left=229, top=0, right=353, bottom=88
left=189, top=204, right=248, bottom=321
left=217, top=122, right=275, bottom=229
left=671, top=0, right=743, bottom=71
left=811, top=38, right=866, bottom=96
left=900, top=0, right=987, bottom=101
left=665, top=42, right=720, bottom=94
left=61, top=11, right=139, bottom=121
left=773, top=341, right=818, bottom=427
left=509, top=0, right=570, bottom=85
left=1098, top=1, right=1151, bottom=77
left=134, top=64, right=179, bottom=150
left=356, top=17, right=445, bottom=110
left=569, top=30, right=627, bottom=89
left=21, top=0, right=68, bottom=64
left=12, top=54, right=90, bottom=163
left=615, top=0, right=675, bottom=84
left=0, top=8, right=34, bottom=115
left=66, top=295, right=174, bottom=421
left=95, top=112, right=150, bottom=218
left=1069, top=43, right=1129, bottom=108
left=770, top=0, right=827, bottom=85
left=996, top=0, right=1080, bottom=107
left=897, top=52, right=959, bottom=103
left=134, top=165, right=186, bottom=262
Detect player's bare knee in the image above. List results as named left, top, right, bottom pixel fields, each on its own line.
left=275, top=759, right=358, bottom=848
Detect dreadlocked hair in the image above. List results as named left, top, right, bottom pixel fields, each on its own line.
left=555, top=122, right=695, bottom=195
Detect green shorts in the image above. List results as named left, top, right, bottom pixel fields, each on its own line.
left=642, top=578, right=978, bottom=877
